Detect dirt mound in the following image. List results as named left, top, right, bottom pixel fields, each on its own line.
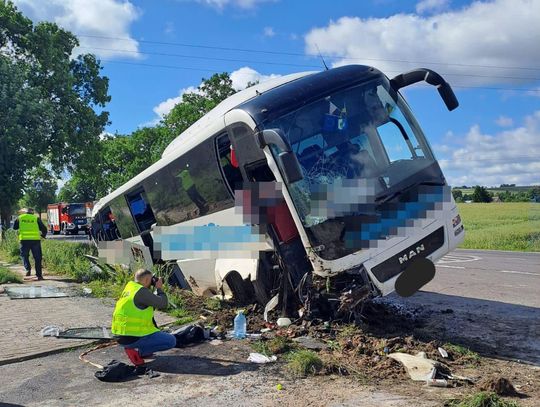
left=478, top=376, right=518, bottom=396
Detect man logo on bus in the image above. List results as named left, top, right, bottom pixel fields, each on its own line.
left=398, top=244, right=425, bottom=265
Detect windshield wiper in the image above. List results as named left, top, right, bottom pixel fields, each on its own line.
left=375, top=181, right=445, bottom=204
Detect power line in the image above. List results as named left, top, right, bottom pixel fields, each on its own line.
left=82, top=46, right=540, bottom=81
left=77, top=33, right=540, bottom=72
left=101, top=60, right=540, bottom=93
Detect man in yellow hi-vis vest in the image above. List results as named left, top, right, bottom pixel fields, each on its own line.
left=13, top=208, right=48, bottom=280
left=111, top=269, right=176, bottom=365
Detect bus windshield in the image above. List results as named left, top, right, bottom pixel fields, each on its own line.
left=264, top=78, right=443, bottom=260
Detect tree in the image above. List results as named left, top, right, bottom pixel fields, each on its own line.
left=19, top=166, right=58, bottom=216
left=472, top=186, right=492, bottom=203
left=164, top=73, right=236, bottom=134
left=451, top=189, right=463, bottom=202
left=0, top=2, right=110, bottom=229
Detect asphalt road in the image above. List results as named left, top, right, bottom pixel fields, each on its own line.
left=431, top=248, right=540, bottom=308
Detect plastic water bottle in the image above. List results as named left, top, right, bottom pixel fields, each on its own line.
left=233, top=310, right=246, bottom=339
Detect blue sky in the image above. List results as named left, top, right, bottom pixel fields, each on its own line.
left=13, top=0, right=540, bottom=186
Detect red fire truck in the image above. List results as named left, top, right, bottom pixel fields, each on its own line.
left=47, top=202, right=93, bottom=235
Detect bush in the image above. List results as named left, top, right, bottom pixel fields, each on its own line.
left=0, top=265, right=23, bottom=284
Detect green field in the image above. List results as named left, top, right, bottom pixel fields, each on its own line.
left=457, top=202, right=540, bottom=251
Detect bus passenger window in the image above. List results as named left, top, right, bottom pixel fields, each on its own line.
left=126, top=188, right=156, bottom=233
left=217, top=134, right=243, bottom=193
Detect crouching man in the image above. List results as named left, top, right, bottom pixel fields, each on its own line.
left=111, top=269, right=176, bottom=365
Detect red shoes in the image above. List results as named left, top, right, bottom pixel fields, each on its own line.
left=124, top=348, right=145, bottom=366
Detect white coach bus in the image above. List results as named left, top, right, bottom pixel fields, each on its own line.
left=91, top=65, right=464, bottom=315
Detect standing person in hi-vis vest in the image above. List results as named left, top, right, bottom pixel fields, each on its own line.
left=111, top=269, right=176, bottom=365
left=13, top=208, right=48, bottom=280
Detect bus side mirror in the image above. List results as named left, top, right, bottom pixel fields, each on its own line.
left=390, top=68, right=459, bottom=111
left=257, top=129, right=304, bottom=184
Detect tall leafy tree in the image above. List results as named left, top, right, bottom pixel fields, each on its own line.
left=19, top=166, right=58, bottom=216
left=0, top=2, right=110, bottom=229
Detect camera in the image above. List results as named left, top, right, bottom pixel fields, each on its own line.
left=151, top=275, right=159, bottom=286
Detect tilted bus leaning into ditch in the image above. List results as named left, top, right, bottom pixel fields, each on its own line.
left=90, top=65, right=465, bottom=319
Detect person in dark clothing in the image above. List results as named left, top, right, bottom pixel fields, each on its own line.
left=111, top=269, right=176, bottom=364
left=13, top=208, right=47, bottom=280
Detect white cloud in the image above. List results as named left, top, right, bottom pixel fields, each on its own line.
left=495, top=115, right=514, bottom=127
left=229, top=66, right=280, bottom=90
left=196, top=0, right=276, bottom=9
left=153, top=86, right=199, bottom=118
left=434, top=110, right=540, bottom=186
left=263, top=26, right=275, bottom=37
left=13, top=0, right=141, bottom=59
left=305, top=0, right=540, bottom=87
left=151, top=67, right=280, bottom=121
left=416, top=0, right=450, bottom=14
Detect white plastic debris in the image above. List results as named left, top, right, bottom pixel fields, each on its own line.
left=438, top=347, right=449, bottom=358
left=388, top=353, right=442, bottom=381
left=82, top=287, right=92, bottom=295
left=41, top=325, right=61, bottom=337
left=277, top=318, right=292, bottom=327
left=247, top=352, right=277, bottom=364
left=264, top=294, right=279, bottom=322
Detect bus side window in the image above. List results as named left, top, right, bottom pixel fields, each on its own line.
left=216, top=133, right=243, bottom=194
left=126, top=188, right=156, bottom=233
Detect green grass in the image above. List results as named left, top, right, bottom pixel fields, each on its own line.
left=252, top=336, right=297, bottom=356
left=445, top=392, right=520, bottom=407
left=0, top=229, right=98, bottom=281
left=286, top=350, right=323, bottom=376
left=457, top=203, right=540, bottom=251
left=0, top=265, right=22, bottom=284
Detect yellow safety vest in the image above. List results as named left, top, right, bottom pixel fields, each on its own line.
left=18, top=214, right=41, bottom=241
left=179, top=169, right=194, bottom=190
left=111, top=281, right=160, bottom=337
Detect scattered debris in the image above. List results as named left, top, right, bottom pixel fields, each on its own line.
left=276, top=383, right=283, bottom=391
left=248, top=352, right=277, bottom=364
left=82, top=287, right=92, bottom=295
left=438, top=347, right=449, bottom=358
left=277, top=317, right=292, bottom=327
left=427, top=378, right=449, bottom=387
left=264, top=294, right=279, bottom=321
left=5, top=285, right=74, bottom=299
left=478, top=376, right=518, bottom=396
left=58, top=327, right=112, bottom=340
left=388, top=352, right=442, bottom=381
left=293, top=336, right=328, bottom=350
left=41, top=325, right=62, bottom=337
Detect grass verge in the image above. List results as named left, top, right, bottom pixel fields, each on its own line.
left=0, top=229, right=97, bottom=281
left=444, top=391, right=520, bottom=407
left=0, top=265, right=23, bottom=284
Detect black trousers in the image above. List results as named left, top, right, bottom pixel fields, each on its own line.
left=20, top=240, right=43, bottom=277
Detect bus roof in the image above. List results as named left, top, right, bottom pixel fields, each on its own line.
left=92, top=71, right=314, bottom=214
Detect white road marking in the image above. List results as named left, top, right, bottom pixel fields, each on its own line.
left=437, top=265, right=465, bottom=269
left=437, top=254, right=482, bottom=264
left=497, top=270, right=540, bottom=277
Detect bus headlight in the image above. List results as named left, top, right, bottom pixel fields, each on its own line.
left=452, top=214, right=462, bottom=228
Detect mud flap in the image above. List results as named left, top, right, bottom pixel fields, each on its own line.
left=394, top=257, right=436, bottom=297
